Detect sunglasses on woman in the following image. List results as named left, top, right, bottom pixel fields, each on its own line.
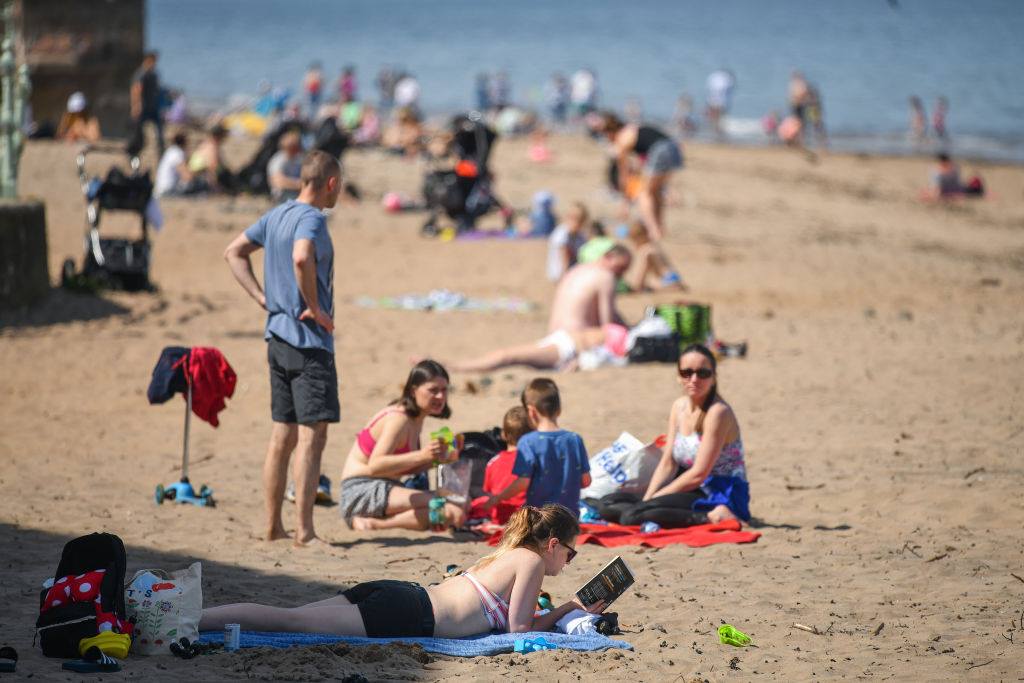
left=679, top=367, right=713, bottom=379
left=558, top=540, right=577, bottom=563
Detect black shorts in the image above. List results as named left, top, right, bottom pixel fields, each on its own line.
left=342, top=580, right=435, bottom=638
left=267, top=335, right=340, bottom=424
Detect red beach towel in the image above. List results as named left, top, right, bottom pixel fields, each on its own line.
left=486, top=519, right=759, bottom=548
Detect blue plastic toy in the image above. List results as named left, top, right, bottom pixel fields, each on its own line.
left=155, top=383, right=215, bottom=507
left=513, top=636, right=557, bottom=653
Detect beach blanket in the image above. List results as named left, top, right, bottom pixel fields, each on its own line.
left=198, top=630, right=631, bottom=656
left=578, top=519, right=760, bottom=548
left=487, top=519, right=759, bottom=548
left=455, top=230, right=546, bottom=241
left=354, top=289, right=535, bottom=314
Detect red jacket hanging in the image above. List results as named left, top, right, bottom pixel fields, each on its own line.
left=174, top=347, right=237, bottom=427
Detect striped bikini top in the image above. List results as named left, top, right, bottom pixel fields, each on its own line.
left=464, top=572, right=509, bottom=631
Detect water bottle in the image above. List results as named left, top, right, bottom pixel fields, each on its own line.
left=641, top=521, right=661, bottom=534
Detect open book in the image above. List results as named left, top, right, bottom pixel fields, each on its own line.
left=575, top=556, right=636, bottom=608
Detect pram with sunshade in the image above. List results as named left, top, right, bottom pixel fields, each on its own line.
left=421, top=112, right=512, bottom=235
left=61, top=145, right=155, bottom=291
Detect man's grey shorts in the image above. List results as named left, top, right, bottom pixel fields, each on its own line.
left=644, top=138, right=684, bottom=175
left=268, top=335, right=340, bottom=424
left=340, top=477, right=398, bottom=522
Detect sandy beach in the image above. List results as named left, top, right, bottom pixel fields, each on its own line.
left=2, top=133, right=1023, bottom=681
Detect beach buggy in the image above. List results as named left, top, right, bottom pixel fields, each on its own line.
left=421, top=112, right=513, bottom=235
left=61, top=145, right=155, bottom=291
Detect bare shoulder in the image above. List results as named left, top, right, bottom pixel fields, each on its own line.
left=504, top=547, right=544, bottom=573
left=706, top=400, right=739, bottom=432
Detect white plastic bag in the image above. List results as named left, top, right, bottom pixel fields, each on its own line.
left=581, top=432, right=663, bottom=499
left=438, top=459, right=473, bottom=506
left=124, top=562, right=202, bottom=655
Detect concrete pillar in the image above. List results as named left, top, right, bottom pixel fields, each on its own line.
left=0, top=198, right=48, bottom=309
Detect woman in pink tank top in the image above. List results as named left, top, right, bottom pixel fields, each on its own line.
left=340, top=360, right=465, bottom=531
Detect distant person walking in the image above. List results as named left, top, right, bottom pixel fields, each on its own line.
left=393, top=73, right=421, bottom=117
left=570, top=69, right=598, bottom=119
left=546, top=73, right=570, bottom=125
left=304, top=62, right=323, bottom=115
left=932, top=96, right=949, bottom=140
left=130, top=51, right=165, bottom=155
left=705, top=68, right=736, bottom=137
left=223, top=151, right=343, bottom=547
left=339, top=66, right=358, bottom=104
left=475, top=73, right=491, bottom=112
left=909, top=96, right=927, bottom=143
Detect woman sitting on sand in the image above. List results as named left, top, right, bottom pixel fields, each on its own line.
left=200, top=504, right=605, bottom=637
left=340, top=360, right=466, bottom=531
left=589, top=344, right=750, bottom=527
left=446, top=324, right=629, bottom=373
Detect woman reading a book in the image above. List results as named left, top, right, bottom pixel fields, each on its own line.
left=591, top=343, right=750, bottom=527
left=201, top=504, right=606, bottom=637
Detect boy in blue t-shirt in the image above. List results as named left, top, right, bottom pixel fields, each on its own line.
left=482, top=378, right=590, bottom=516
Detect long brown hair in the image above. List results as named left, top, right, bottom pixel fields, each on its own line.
left=391, top=359, right=452, bottom=419
left=474, top=504, right=579, bottom=569
left=679, top=344, right=721, bottom=430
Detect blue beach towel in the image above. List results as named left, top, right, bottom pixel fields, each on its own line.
left=199, top=630, right=631, bottom=657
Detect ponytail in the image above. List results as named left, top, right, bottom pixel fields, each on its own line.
left=474, top=504, right=579, bottom=569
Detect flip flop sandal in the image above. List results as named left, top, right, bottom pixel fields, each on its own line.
left=62, top=646, right=121, bottom=673
left=78, top=631, right=130, bottom=659
left=718, top=624, right=752, bottom=647
left=0, top=646, right=16, bottom=673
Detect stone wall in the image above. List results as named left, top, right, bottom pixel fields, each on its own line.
left=15, top=0, right=144, bottom=138
left=0, top=200, right=49, bottom=309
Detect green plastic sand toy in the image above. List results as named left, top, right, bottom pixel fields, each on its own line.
left=718, top=624, right=752, bottom=647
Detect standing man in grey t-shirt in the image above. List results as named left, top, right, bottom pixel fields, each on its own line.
left=224, top=151, right=342, bottom=547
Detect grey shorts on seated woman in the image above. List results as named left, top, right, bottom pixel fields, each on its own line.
left=340, top=476, right=399, bottom=521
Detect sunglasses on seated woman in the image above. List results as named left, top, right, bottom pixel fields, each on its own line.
left=679, top=367, right=713, bottom=379
left=558, top=539, right=577, bottom=563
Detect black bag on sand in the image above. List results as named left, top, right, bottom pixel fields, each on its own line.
left=459, top=428, right=506, bottom=499
left=628, top=333, right=682, bottom=364
left=35, top=533, right=128, bottom=658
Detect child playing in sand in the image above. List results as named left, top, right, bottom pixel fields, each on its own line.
left=623, top=219, right=685, bottom=291
left=546, top=201, right=589, bottom=281
left=528, top=190, right=557, bottom=237
left=201, top=504, right=605, bottom=637
left=482, top=379, right=591, bottom=516
left=577, top=219, right=615, bottom=264
left=479, top=407, right=533, bottom=524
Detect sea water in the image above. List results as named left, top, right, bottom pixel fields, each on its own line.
left=149, top=0, right=1024, bottom=162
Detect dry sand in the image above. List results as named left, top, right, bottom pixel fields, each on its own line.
left=1, top=133, right=1023, bottom=681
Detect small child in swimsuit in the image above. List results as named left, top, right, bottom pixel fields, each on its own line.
left=482, top=378, right=590, bottom=516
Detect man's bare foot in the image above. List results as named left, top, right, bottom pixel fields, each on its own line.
left=293, top=534, right=329, bottom=549
left=707, top=505, right=737, bottom=524
left=265, top=528, right=289, bottom=541
left=351, top=516, right=378, bottom=531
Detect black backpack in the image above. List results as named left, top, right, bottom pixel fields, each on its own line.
left=459, top=428, right=507, bottom=499
left=35, top=533, right=128, bottom=658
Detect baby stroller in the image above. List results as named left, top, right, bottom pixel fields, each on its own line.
left=62, top=145, right=154, bottom=291
left=421, top=112, right=511, bottom=235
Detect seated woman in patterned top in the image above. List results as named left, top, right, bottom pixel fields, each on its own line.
left=590, top=344, right=750, bottom=527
